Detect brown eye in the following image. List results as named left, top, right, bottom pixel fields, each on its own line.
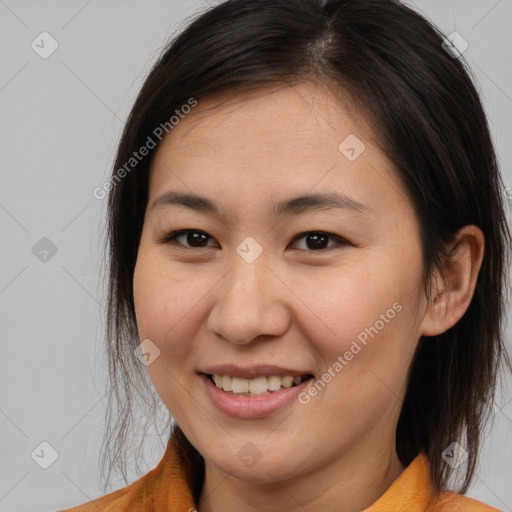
left=290, top=231, right=348, bottom=251
left=159, top=229, right=218, bottom=248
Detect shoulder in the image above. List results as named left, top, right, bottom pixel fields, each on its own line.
left=58, top=467, right=158, bottom=512
left=427, top=490, right=502, bottom=512
left=57, top=486, right=131, bottom=512
left=57, top=434, right=196, bottom=512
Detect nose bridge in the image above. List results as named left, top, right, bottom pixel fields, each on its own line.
left=207, top=246, right=288, bottom=344
left=229, top=254, right=265, bottom=305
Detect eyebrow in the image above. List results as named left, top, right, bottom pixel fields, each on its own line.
left=150, top=190, right=373, bottom=217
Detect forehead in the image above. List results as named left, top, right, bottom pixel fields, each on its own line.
left=163, top=81, right=369, bottom=152
left=148, top=81, right=410, bottom=217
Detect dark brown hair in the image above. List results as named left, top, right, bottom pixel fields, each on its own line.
left=98, top=0, right=512, bottom=499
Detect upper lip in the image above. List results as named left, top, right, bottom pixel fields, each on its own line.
left=199, top=364, right=314, bottom=380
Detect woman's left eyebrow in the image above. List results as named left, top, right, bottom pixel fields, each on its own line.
left=273, top=192, right=373, bottom=217
left=150, top=190, right=374, bottom=218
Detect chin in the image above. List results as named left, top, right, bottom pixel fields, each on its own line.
left=207, top=447, right=302, bottom=483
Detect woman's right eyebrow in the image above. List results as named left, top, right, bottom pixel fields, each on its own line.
left=150, top=190, right=374, bottom=218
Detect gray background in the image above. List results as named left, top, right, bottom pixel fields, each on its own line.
left=0, top=1, right=511, bottom=511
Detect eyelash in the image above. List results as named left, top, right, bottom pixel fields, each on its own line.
left=157, top=229, right=350, bottom=252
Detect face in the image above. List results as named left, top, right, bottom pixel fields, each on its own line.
left=133, top=81, right=428, bottom=483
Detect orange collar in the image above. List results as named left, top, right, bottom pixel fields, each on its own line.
left=66, top=434, right=499, bottom=511
left=151, top=436, right=434, bottom=511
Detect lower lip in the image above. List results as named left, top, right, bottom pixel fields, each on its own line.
left=200, top=373, right=313, bottom=419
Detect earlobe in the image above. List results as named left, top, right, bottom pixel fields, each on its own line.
left=421, top=287, right=448, bottom=337
left=420, top=225, right=485, bottom=337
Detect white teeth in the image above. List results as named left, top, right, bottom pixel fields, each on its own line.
left=267, top=375, right=282, bottom=391
left=210, top=374, right=308, bottom=394
left=221, top=375, right=232, bottom=392
left=248, top=377, right=268, bottom=394
left=281, top=376, right=293, bottom=388
left=231, top=377, right=249, bottom=393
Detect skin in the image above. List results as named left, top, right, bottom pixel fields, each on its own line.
left=132, top=80, right=484, bottom=512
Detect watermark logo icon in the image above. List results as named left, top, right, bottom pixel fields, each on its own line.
left=236, top=236, right=263, bottom=264
left=31, top=441, right=59, bottom=469
left=237, top=442, right=262, bottom=468
left=134, top=339, right=161, bottom=366
left=32, top=237, right=58, bottom=263
left=338, top=134, right=366, bottom=161
left=441, top=32, right=468, bottom=58
left=441, top=441, right=468, bottom=469
left=31, top=32, right=59, bottom=59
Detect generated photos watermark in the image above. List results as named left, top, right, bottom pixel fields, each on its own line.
left=93, top=97, right=198, bottom=200
left=298, top=301, right=403, bottom=404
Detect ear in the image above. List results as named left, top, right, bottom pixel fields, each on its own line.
left=420, top=225, right=485, bottom=337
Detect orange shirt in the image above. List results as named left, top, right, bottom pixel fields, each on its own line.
left=60, top=435, right=500, bottom=512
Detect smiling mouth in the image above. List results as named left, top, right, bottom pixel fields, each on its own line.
left=202, top=372, right=314, bottom=396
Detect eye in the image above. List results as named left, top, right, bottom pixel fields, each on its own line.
left=158, top=229, right=219, bottom=249
left=158, top=229, right=349, bottom=252
left=289, top=231, right=349, bottom=251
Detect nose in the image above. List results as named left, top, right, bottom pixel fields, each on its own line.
left=206, top=253, right=290, bottom=345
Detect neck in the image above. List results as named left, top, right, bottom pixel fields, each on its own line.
left=197, top=441, right=405, bottom=512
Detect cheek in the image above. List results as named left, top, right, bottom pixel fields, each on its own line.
left=133, top=248, right=201, bottom=361
left=133, top=243, right=218, bottom=371
left=294, top=256, right=421, bottom=384
left=294, top=268, right=420, bottom=435
left=132, top=248, right=208, bottom=415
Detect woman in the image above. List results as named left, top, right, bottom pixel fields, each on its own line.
left=61, top=0, right=511, bottom=510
